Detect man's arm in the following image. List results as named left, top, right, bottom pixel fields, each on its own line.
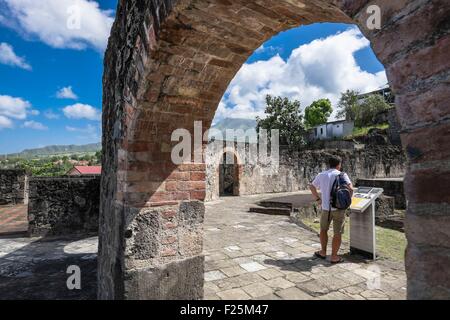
left=343, top=174, right=354, bottom=197
left=347, top=183, right=354, bottom=197
left=309, top=184, right=321, bottom=202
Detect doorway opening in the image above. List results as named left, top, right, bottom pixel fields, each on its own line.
left=219, top=152, right=240, bottom=197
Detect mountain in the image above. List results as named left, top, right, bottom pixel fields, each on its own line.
left=2, top=143, right=101, bottom=159
left=2, top=118, right=258, bottom=158
left=210, top=118, right=258, bottom=142
left=212, top=118, right=257, bottom=131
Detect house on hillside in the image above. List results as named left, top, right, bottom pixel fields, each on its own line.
left=308, top=120, right=354, bottom=141
left=67, top=166, right=102, bottom=176
left=357, top=87, right=395, bottom=105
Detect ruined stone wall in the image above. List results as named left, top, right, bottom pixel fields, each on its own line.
left=206, top=143, right=406, bottom=201
left=357, top=178, right=405, bottom=209
left=387, top=108, right=402, bottom=146
left=28, top=176, right=100, bottom=237
left=0, top=169, right=29, bottom=205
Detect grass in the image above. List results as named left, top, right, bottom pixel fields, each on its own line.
left=302, top=216, right=407, bottom=262
left=345, top=123, right=389, bottom=139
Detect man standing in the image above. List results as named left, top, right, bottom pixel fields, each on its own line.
left=309, top=156, right=353, bottom=264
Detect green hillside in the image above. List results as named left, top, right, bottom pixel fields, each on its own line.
left=1, top=143, right=101, bottom=159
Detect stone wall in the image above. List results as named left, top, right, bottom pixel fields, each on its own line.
left=28, top=176, right=100, bottom=237
left=206, top=142, right=406, bottom=202
left=0, top=169, right=29, bottom=205
left=387, top=109, right=402, bottom=146
left=357, top=178, right=405, bottom=209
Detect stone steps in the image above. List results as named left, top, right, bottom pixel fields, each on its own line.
left=258, top=200, right=293, bottom=209
left=249, top=205, right=292, bottom=216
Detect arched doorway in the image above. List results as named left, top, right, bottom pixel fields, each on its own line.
left=99, top=0, right=450, bottom=300
left=219, top=152, right=240, bottom=197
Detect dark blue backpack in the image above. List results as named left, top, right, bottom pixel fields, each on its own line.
left=330, top=173, right=352, bottom=210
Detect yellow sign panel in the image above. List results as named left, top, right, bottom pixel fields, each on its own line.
left=350, top=197, right=370, bottom=210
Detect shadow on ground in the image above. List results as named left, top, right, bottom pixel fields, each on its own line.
left=0, top=234, right=97, bottom=300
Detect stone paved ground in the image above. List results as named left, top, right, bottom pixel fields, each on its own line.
left=0, top=205, right=28, bottom=235
left=0, top=235, right=97, bottom=299
left=0, top=192, right=406, bottom=300
left=203, top=193, right=407, bottom=300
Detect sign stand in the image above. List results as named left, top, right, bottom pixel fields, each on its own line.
left=349, top=187, right=383, bottom=261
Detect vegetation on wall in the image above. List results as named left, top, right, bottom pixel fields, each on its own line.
left=337, top=90, right=391, bottom=128
left=336, top=89, right=360, bottom=122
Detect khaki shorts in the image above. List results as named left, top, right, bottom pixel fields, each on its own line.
left=320, top=209, right=346, bottom=235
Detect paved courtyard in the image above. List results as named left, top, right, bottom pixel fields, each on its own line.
left=203, top=193, right=407, bottom=300
left=0, top=193, right=406, bottom=299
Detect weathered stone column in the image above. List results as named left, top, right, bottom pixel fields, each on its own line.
left=352, top=0, right=450, bottom=299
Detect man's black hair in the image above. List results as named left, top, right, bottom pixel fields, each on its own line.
left=328, top=156, right=342, bottom=168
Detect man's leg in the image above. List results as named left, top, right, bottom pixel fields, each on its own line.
left=319, top=230, right=328, bottom=256
left=331, top=234, right=342, bottom=262
left=318, top=210, right=331, bottom=257
left=330, top=210, right=346, bottom=262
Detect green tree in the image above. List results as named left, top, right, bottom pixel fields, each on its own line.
left=304, top=98, right=332, bottom=128
left=336, top=90, right=360, bottom=121
left=95, top=151, right=102, bottom=164
left=256, top=95, right=307, bottom=151
left=356, top=94, right=391, bottom=127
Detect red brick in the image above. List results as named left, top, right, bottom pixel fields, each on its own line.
left=165, top=181, right=177, bottom=191
left=166, top=171, right=190, bottom=181
left=401, top=122, right=450, bottom=163
left=161, top=210, right=177, bottom=219
left=360, top=0, right=447, bottom=62
left=388, top=36, right=450, bottom=92
left=395, top=82, right=450, bottom=130
left=161, top=236, right=177, bottom=245
left=406, top=214, right=450, bottom=249
left=178, top=163, right=206, bottom=172
left=405, top=169, right=450, bottom=204
left=190, top=171, right=206, bottom=181
left=163, top=221, right=178, bottom=229
left=190, top=190, right=206, bottom=201
left=160, top=247, right=177, bottom=257
left=177, top=181, right=206, bottom=191
left=149, top=191, right=190, bottom=203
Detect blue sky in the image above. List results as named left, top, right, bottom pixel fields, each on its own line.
left=0, top=0, right=386, bottom=154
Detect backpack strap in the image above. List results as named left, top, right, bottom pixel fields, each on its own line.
left=329, top=174, right=340, bottom=222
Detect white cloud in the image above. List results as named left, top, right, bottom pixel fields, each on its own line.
left=66, top=123, right=100, bottom=140
left=216, top=28, right=387, bottom=121
left=23, top=120, right=48, bottom=130
left=0, top=42, right=31, bottom=70
left=0, top=94, right=31, bottom=120
left=0, top=0, right=114, bottom=51
left=63, top=103, right=101, bottom=120
left=255, top=44, right=281, bottom=55
left=0, top=115, right=13, bottom=129
left=56, top=86, right=78, bottom=99
left=44, top=109, right=60, bottom=119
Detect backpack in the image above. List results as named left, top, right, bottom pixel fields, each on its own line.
left=330, top=172, right=352, bottom=210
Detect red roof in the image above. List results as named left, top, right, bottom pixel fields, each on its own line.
left=73, top=166, right=102, bottom=175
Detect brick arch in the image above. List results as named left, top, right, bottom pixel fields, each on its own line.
left=99, top=0, right=450, bottom=299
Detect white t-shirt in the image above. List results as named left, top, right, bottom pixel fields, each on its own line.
left=311, top=169, right=352, bottom=211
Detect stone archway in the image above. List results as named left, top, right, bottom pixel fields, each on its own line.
left=99, top=0, right=450, bottom=300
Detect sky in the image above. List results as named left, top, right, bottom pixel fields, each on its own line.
left=0, top=0, right=387, bottom=154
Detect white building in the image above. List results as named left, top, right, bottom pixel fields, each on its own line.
left=309, top=120, right=354, bottom=141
